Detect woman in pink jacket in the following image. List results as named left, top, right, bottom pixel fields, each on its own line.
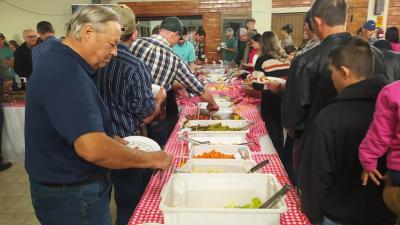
left=359, top=80, right=400, bottom=215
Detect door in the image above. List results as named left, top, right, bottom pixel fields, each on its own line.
left=271, top=13, right=306, bottom=48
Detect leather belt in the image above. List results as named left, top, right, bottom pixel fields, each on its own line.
left=38, top=173, right=110, bottom=188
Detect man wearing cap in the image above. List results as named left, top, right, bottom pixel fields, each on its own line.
left=25, top=5, right=172, bottom=225
left=131, top=16, right=219, bottom=146
left=362, top=20, right=377, bottom=44
left=32, top=21, right=59, bottom=67
left=94, top=5, right=167, bottom=225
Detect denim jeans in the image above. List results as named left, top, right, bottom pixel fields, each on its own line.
left=322, top=216, right=342, bottom=225
left=29, top=177, right=112, bottom=225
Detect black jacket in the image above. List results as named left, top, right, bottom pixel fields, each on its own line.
left=381, top=50, right=400, bottom=82
left=14, top=42, right=33, bottom=78
left=282, top=33, right=386, bottom=133
left=298, top=75, right=395, bottom=225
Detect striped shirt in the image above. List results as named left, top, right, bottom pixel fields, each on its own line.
left=254, top=54, right=290, bottom=78
left=94, top=43, right=154, bottom=137
left=32, top=36, right=59, bottom=68
left=131, top=34, right=205, bottom=95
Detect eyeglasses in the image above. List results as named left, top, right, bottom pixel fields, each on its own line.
left=26, top=35, right=37, bottom=39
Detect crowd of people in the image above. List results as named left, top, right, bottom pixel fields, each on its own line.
left=0, top=0, right=399, bottom=225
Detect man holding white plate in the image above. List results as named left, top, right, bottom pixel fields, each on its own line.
left=94, top=5, right=169, bottom=225
left=25, top=6, right=172, bottom=225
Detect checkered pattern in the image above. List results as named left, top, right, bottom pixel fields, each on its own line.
left=128, top=104, right=310, bottom=225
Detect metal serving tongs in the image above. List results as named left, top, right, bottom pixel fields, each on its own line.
left=179, top=136, right=211, bottom=145
left=239, top=121, right=256, bottom=131
left=259, top=184, right=291, bottom=209
left=247, top=159, right=269, bottom=173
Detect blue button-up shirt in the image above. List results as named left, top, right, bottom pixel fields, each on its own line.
left=32, top=35, right=59, bottom=68
left=94, top=43, right=154, bottom=137
left=25, top=41, right=112, bottom=184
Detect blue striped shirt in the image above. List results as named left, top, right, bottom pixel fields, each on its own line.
left=131, top=34, right=205, bottom=95
left=32, top=36, right=59, bottom=68
left=94, top=43, right=154, bottom=137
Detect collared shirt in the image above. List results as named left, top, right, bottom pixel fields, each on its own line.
left=131, top=34, right=204, bottom=95
left=25, top=41, right=112, bottom=184
left=172, top=40, right=196, bottom=64
left=94, top=43, right=154, bottom=137
left=32, top=35, right=59, bottom=68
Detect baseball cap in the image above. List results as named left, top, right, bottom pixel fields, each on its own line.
left=111, top=4, right=136, bottom=35
left=0, top=33, right=5, bottom=39
left=363, top=20, right=376, bottom=31
left=160, top=17, right=184, bottom=34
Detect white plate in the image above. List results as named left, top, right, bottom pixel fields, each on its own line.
left=257, top=76, right=286, bottom=85
left=151, top=84, right=161, bottom=96
left=123, top=136, right=161, bottom=152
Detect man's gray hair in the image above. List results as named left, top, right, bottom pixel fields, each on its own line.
left=226, top=27, right=234, bottom=33
left=239, top=28, right=247, bottom=36
left=66, top=5, right=120, bottom=40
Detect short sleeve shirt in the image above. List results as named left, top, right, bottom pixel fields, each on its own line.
left=172, top=41, right=196, bottom=64
left=25, top=41, right=112, bottom=184
left=0, top=46, right=13, bottom=60
left=223, top=37, right=238, bottom=62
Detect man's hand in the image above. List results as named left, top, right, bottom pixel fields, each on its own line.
left=3, top=80, right=13, bottom=93
left=361, top=169, right=384, bottom=186
left=155, top=87, right=167, bottom=102
left=207, top=102, right=219, bottom=112
left=265, top=81, right=281, bottom=93
left=152, top=151, right=172, bottom=170
left=113, top=135, right=128, bottom=145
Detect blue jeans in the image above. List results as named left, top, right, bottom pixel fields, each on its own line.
left=322, top=216, right=342, bottom=225
left=29, top=177, right=112, bottom=225
left=112, top=169, right=145, bottom=225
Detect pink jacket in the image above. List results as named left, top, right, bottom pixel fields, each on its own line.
left=359, top=81, right=400, bottom=172
left=392, top=43, right=400, bottom=53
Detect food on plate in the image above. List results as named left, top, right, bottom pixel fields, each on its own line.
left=188, top=123, right=241, bottom=131
left=193, top=150, right=235, bottom=159
left=231, top=113, right=241, bottom=120
left=259, top=76, right=270, bottom=83
left=224, top=197, right=262, bottom=209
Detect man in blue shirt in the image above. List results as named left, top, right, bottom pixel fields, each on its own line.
left=94, top=5, right=167, bottom=225
left=25, top=5, right=171, bottom=225
left=32, top=21, right=59, bottom=68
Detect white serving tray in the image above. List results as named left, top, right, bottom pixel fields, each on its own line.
left=182, top=120, right=249, bottom=133
left=160, top=173, right=287, bottom=225
left=189, top=145, right=252, bottom=160
left=179, top=159, right=256, bottom=173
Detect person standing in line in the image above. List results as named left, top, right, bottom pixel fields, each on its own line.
left=190, top=29, right=206, bottom=63
left=94, top=5, right=168, bottom=225
left=221, top=27, right=237, bottom=65
left=245, top=18, right=257, bottom=32
left=281, top=24, right=295, bottom=48
left=131, top=17, right=219, bottom=147
left=386, top=26, right=400, bottom=52
left=173, top=26, right=196, bottom=68
left=32, top=21, right=59, bottom=67
left=14, top=29, right=38, bottom=79
left=25, top=6, right=172, bottom=225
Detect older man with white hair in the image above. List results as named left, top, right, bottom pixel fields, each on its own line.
left=222, top=27, right=238, bottom=64
left=25, top=5, right=172, bottom=225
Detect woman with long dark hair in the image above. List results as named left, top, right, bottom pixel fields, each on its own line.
left=386, top=26, right=400, bottom=52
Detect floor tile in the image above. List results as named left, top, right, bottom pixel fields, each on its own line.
left=0, top=213, right=32, bottom=225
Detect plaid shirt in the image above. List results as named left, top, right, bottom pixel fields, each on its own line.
left=94, top=43, right=154, bottom=137
left=131, top=34, right=205, bottom=95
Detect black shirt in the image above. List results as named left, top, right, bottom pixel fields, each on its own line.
left=14, top=42, right=33, bottom=78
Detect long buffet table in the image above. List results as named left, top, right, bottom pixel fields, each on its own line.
left=129, top=80, right=311, bottom=225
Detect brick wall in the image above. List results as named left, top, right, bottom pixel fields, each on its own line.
left=121, top=0, right=251, bottom=60
left=346, top=0, right=369, bottom=35
left=272, top=0, right=311, bottom=8
left=387, top=0, right=400, bottom=28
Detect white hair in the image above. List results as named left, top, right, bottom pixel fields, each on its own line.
left=66, top=5, right=120, bottom=40
left=239, top=28, right=247, bottom=36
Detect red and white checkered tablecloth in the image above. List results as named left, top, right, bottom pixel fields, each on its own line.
left=128, top=103, right=310, bottom=225
left=128, top=153, right=310, bottom=225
